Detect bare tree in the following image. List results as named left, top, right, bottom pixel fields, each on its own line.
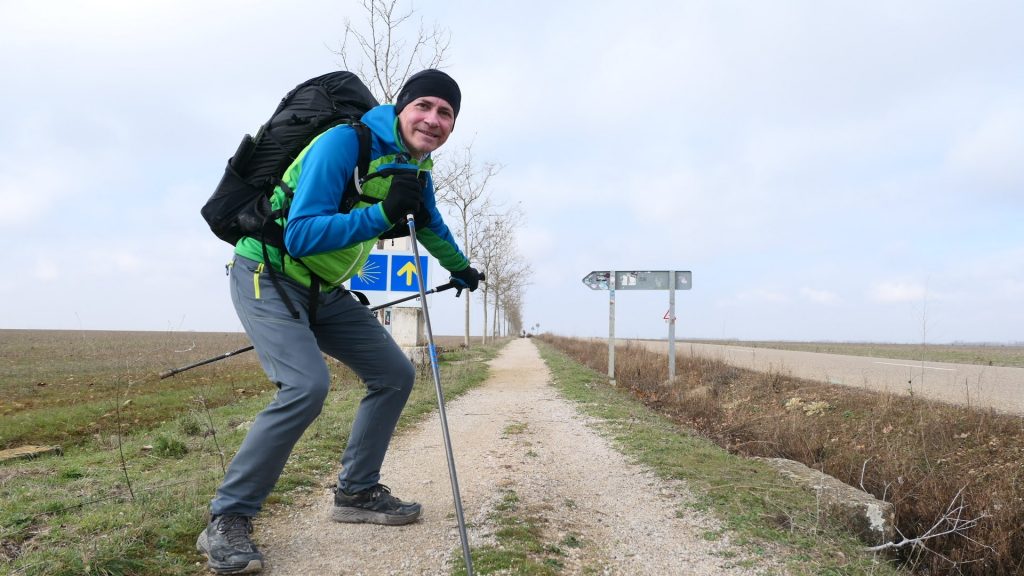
left=334, top=1, right=521, bottom=346
left=491, top=259, right=531, bottom=338
left=503, top=287, right=524, bottom=336
left=334, top=0, right=451, bottom=103
left=473, top=204, right=527, bottom=342
left=434, top=144, right=502, bottom=346
left=492, top=263, right=530, bottom=338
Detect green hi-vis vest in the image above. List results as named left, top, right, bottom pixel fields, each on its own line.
left=234, top=129, right=432, bottom=290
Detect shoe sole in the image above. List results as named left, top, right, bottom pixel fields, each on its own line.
left=331, top=506, right=421, bottom=526
left=196, top=531, right=264, bottom=575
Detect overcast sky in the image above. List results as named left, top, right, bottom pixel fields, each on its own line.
left=2, top=0, right=1021, bottom=344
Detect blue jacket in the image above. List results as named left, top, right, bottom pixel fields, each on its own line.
left=235, top=104, right=469, bottom=287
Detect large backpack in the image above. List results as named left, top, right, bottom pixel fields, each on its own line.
left=201, top=71, right=379, bottom=248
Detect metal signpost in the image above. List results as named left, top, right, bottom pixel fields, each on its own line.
left=582, top=270, right=693, bottom=383
left=609, top=271, right=615, bottom=383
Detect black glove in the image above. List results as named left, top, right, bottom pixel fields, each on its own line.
left=380, top=172, right=423, bottom=225
left=450, top=266, right=482, bottom=292
left=379, top=204, right=431, bottom=239
left=378, top=222, right=410, bottom=240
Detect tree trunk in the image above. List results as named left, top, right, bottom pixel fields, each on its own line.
left=481, top=288, right=489, bottom=345
left=492, top=292, right=500, bottom=338
left=462, top=220, right=471, bottom=348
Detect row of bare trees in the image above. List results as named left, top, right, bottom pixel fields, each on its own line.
left=339, top=0, right=530, bottom=346
left=434, top=148, right=530, bottom=345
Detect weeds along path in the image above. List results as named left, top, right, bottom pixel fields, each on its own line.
left=257, top=338, right=763, bottom=575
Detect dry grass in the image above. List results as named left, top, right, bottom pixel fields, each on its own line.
left=542, top=335, right=1024, bottom=576
left=0, top=330, right=500, bottom=450
left=0, top=329, right=262, bottom=449
left=0, top=329, right=500, bottom=575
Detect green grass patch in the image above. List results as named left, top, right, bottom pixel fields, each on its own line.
left=503, top=421, right=528, bottom=436
left=151, top=435, right=189, bottom=459
left=451, top=490, right=564, bottom=576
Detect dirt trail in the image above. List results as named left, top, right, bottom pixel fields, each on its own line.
left=256, top=338, right=766, bottom=575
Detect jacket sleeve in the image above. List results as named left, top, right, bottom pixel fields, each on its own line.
left=416, top=173, right=471, bottom=272
left=283, top=126, right=391, bottom=258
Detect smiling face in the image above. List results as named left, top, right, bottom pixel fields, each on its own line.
left=397, top=96, right=455, bottom=159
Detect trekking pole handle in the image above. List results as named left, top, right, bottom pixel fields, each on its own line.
left=451, top=271, right=485, bottom=297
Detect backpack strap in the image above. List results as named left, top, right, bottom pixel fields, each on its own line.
left=350, top=290, right=370, bottom=306
left=260, top=231, right=301, bottom=320
left=308, top=276, right=321, bottom=324
left=340, top=122, right=374, bottom=213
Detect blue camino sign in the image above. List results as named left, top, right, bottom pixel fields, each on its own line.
left=390, top=255, right=429, bottom=292
left=350, top=254, right=389, bottom=291
left=350, top=254, right=429, bottom=292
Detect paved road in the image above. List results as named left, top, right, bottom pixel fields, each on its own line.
left=635, top=341, right=1024, bottom=416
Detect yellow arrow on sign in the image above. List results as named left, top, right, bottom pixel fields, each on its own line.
left=397, top=261, right=418, bottom=286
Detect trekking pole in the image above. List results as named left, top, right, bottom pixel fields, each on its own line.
left=159, top=281, right=460, bottom=379
left=158, top=346, right=255, bottom=379
left=407, top=213, right=476, bottom=575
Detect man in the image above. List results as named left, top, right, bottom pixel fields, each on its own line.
left=197, top=69, right=481, bottom=575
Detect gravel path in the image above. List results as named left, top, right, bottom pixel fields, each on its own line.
left=255, top=338, right=769, bottom=575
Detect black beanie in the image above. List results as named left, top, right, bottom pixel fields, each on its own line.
left=395, top=69, right=461, bottom=119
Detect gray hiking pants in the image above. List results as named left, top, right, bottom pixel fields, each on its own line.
left=210, top=256, right=415, bottom=517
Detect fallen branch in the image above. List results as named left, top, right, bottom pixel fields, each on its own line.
left=865, top=486, right=991, bottom=558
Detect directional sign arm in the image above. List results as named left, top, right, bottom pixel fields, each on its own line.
left=584, top=270, right=692, bottom=290
left=583, top=270, right=612, bottom=290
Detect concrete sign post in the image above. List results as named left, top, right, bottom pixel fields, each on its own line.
left=583, top=270, right=692, bottom=384
left=351, top=253, right=429, bottom=347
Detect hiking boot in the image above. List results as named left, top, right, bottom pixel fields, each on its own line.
left=196, top=514, right=264, bottom=574
left=332, top=484, right=422, bottom=525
